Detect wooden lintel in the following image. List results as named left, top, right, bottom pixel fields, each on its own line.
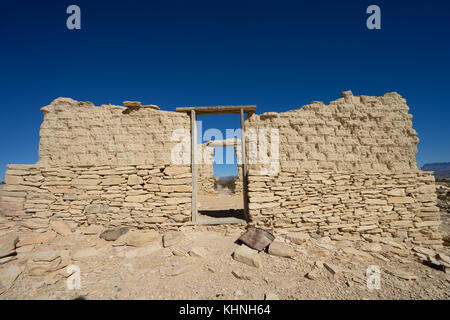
left=176, top=105, right=256, bottom=115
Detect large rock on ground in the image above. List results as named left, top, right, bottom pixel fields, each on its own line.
left=33, top=250, right=59, bottom=262
left=268, top=242, right=295, bottom=258
left=163, top=231, right=182, bottom=248
left=27, top=257, right=63, bottom=276
left=100, top=227, right=129, bottom=241
left=233, top=245, right=261, bottom=268
left=286, top=232, right=310, bottom=244
left=0, top=264, right=22, bottom=293
left=50, top=220, right=72, bottom=236
left=17, top=231, right=57, bottom=247
left=83, top=225, right=105, bottom=235
left=123, top=231, right=161, bottom=247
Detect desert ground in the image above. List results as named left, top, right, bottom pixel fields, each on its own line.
left=0, top=185, right=449, bottom=300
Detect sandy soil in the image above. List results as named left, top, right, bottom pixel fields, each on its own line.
left=198, top=194, right=244, bottom=211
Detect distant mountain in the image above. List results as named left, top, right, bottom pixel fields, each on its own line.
left=422, top=162, right=450, bottom=179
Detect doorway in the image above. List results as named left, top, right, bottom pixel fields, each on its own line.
left=176, top=105, right=256, bottom=225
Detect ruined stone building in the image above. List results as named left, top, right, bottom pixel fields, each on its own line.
left=0, top=91, right=442, bottom=249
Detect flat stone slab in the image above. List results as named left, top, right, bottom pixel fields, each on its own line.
left=268, top=242, right=295, bottom=258
left=0, top=235, right=19, bottom=259
left=33, top=250, right=59, bottom=262
left=232, top=245, right=261, bottom=268
left=50, top=221, right=72, bottom=236
left=163, top=231, right=182, bottom=248
left=17, top=231, right=56, bottom=247
left=0, top=264, right=22, bottom=293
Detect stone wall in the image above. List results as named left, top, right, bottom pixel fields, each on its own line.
left=245, top=91, right=442, bottom=248
left=38, top=98, right=190, bottom=167
left=1, top=164, right=191, bottom=228
left=1, top=98, right=192, bottom=229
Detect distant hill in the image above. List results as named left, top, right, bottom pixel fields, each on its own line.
left=422, top=162, right=450, bottom=179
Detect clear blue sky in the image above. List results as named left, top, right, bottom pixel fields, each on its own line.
left=1, top=0, right=449, bottom=180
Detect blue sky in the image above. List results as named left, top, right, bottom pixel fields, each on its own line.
left=1, top=0, right=449, bottom=179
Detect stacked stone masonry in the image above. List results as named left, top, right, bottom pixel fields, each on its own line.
left=2, top=164, right=192, bottom=228
left=245, top=91, right=441, bottom=248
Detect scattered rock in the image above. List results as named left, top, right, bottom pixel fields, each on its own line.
left=412, top=246, right=436, bottom=258
left=83, top=225, right=105, bottom=235
left=17, top=231, right=57, bottom=247
left=50, top=220, right=72, bottom=236
left=122, top=230, right=161, bottom=247
left=268, top=242, right=295, bottom=258
left=437, top=253, right=450, bottom=266
left=306, top=268, right=320, bottom=280
left=385, top=269, right=417, bottom=280
left=163, top=231, right=182, bottom=248
left=285, top=232, right=310, bottom=244
left=0, top=256, right=17, bottom=265
left=379, top=238, right=405, bottom=250
left=100, top=227, right=129, bottom=241
left=171, top=248, right=187, bottom=256
left=0, top=264, right=22, bottom=293
left=27, top=257, right=63, bottom=276
left=0, top=234, right=19, bottom=259
left=232, top=245, right=261, bottom=268
left=33, top=250, right=59, bottom=262
left=264, top=292, right=279, bottom=300
left=189, top=247, right=207, bottom=258
left=324, top=262, right=340, bottom=276
left=231, top=270, right=251, bottom=280
left=123, top=101, right=142, bottom=108
left=20, top=219, right=48, bottom=230
left=361, top=243, right=382, bottom=252
left=16, top=245, right=34, bottom=253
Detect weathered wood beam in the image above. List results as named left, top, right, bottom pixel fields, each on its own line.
left=191, top=110, right=198, bottom=223
left=176, top=105, right=256, bottom=115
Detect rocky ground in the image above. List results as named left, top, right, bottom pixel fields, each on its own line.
left=0, top=218, right=449, bottom=300
left=1, top=184, right=450, bottom=300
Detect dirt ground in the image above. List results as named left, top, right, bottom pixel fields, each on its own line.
left=1, top=192, right=449, bottom=300
left=198, top=194, right=244, bottom=211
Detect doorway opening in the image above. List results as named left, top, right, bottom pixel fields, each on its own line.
left=176, top=105, right=256, bottom=225
left=196, top=118, right=245, bottom=224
